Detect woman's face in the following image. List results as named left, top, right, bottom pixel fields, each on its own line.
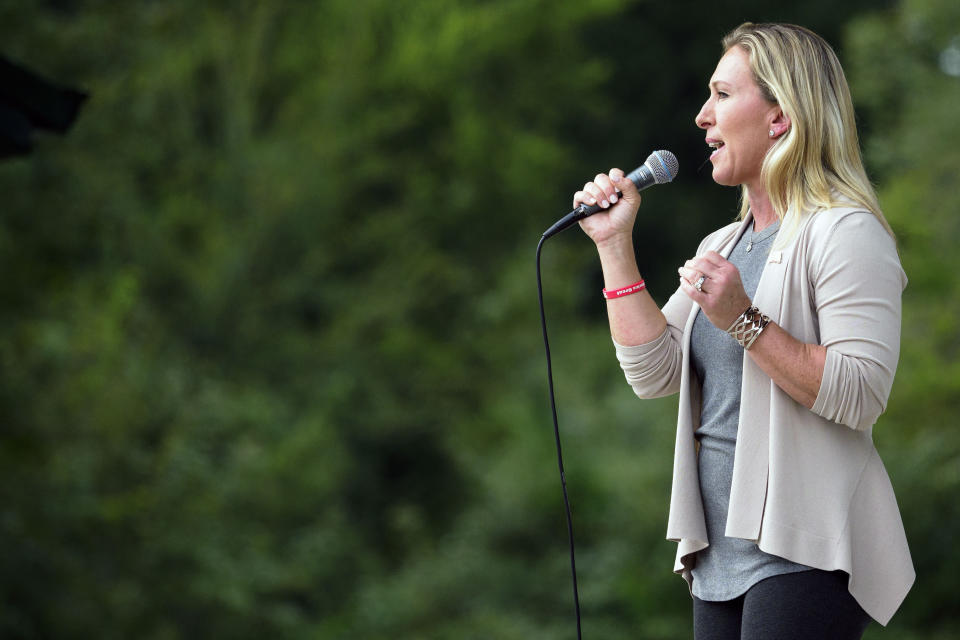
left=695, top=46, right=782, bottom=189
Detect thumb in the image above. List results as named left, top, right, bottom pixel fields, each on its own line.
left=611, top=167, right=642, bottom=205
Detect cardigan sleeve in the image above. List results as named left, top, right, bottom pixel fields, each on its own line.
left=810, top=211, right=907, bottom=430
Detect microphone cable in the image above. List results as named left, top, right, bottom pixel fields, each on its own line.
left=535, top=233, right=583, bottom=640
left=533, top=150, right=677, bottom=639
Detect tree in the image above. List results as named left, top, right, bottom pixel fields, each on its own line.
left=1, top=1, right=949, bottom=638
left=846, top=0, right=960, bottom=637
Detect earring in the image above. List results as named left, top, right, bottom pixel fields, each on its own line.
left=769, top=129, right=776, bottom=137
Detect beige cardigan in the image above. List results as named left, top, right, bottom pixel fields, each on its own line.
left=614, top=206, right=914, bottom=625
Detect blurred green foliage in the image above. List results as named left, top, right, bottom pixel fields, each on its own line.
left=0, top=0, right=956, bottom=638
left=845, top=1, right=960, bottom=637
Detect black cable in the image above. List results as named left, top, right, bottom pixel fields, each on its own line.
left=536, top=234, right=582, bottom=640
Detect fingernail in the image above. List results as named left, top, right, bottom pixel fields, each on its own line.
left=612, top=175, right=621, bottom=182
left=588, top=197, right=597, bottom=204
left=610, top=194, right=618, bottom=203
left=601, top=200, right=609, bottom=208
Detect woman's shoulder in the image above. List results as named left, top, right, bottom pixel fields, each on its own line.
left=801, top=204, right=904, bottom=286
left=804, top=205, right=895, bottom=250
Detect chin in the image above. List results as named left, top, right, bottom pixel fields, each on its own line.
left=711, top=168, right=737, bottom=187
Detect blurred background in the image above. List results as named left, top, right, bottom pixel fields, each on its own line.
left=1, top=0, right=958, bottom=638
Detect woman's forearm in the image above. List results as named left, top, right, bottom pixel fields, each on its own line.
left=596, top=235, right=668, bottom=346
left=747, top=322, right=826, bottom=409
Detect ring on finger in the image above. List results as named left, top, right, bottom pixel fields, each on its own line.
left=694, top=275, right=706, bottom=292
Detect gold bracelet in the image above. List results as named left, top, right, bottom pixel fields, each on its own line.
left=726, top=306, right=770, bottom=350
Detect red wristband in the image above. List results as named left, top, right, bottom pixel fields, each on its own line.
left=602, top=279, right=646, bottom=299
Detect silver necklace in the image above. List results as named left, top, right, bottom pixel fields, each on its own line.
left=745, top=220, right=780, bottom=253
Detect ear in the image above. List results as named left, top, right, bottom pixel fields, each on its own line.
left=769, top=107, right=791, bottom=138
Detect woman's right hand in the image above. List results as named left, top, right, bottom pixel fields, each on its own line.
left=573, top=167, right=642, bottom=248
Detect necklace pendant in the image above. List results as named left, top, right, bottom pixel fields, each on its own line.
left=746, top=241, right=753, bottom=252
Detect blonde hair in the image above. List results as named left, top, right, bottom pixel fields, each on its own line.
left=721, top=22, right=894, bottom=246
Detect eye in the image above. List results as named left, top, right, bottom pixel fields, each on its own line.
left=717, top=91, right=729, bottom=99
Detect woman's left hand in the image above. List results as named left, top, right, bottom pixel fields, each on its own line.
left=678, top=251, right=753, bottom=330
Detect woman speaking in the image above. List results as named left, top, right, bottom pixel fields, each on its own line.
left=573, top=23, right=914, bottom=639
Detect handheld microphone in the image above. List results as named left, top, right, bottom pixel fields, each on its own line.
left=542, top=150, right=679, bottom=239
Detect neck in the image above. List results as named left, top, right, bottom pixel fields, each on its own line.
left=746, top=185, right=778, bottom=230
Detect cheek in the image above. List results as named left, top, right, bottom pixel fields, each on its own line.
left=721, top=111, right=767, bottom=154
left=718, top=106, right=748, bottom=133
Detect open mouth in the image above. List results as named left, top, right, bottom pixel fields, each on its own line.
left=708, top=141, right=725, bottom=158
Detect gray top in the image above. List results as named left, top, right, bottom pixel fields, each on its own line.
left=689, top=220, right=810, bottom=601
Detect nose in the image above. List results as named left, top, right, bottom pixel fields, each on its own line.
left=695, top=97, right=713, bottom=130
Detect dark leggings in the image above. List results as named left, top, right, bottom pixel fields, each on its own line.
left=693, top=569, right=872, bottom=640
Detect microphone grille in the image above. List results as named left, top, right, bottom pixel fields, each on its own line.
left=646, top=150, right=679, bottom=184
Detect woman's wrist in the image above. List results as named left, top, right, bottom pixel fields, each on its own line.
left=596, top=235, right=643, bottom=292
left=595, top=232, right=635, bottom=260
